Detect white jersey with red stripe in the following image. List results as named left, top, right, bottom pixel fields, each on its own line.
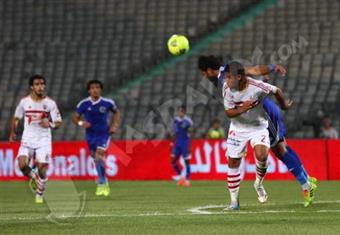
left=14, top=95, right=62, bottom=148
left=223, top=77, right=278, bottom=131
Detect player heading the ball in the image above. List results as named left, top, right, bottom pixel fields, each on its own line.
left=223, top=61, right=292, bottom=210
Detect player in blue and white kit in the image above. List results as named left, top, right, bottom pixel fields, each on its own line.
left=170, top=105, right=193, bottom=187
left=73, top=80, right=121, bottom=196
left=198, top=55, right=317, bottom=207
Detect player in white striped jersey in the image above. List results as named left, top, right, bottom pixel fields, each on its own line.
left=9, top=75, right=62, bottom=204
left=198, top=55, right=317, bottom=207
left=223, top=61, right=292, bottom=210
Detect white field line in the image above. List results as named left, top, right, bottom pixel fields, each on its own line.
left=1, top=200, right=340, bottom=222
left=187, top=200, right=340, bottom=215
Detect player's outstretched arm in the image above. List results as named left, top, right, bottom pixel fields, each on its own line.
left=9, top=117, right=20, bottom=142
left=274, top=88, right=293, bottom=110
left=109, top=110, right=121, bottom=134
left=245, top=64, right=286, bottom=76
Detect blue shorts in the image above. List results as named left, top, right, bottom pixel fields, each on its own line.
left=172, top=142, right=191, bottom=160
left=263, top=98, right=286, bottom=147
left=86, top=135, right=110, bottom=156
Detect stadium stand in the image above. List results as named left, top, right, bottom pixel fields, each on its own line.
left=114, top=0, right=340, bottom=139
left=0, top=0, right=339, bottom=140
left=0, top=0, right=257, bottom=140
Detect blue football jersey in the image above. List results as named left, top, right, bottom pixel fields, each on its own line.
left=76, top=97, right=118, bottom=137
left=173, top=116, right=193, bottom=144
left=217, top=64, right=229, bottom=86
left=263, top=97, right=286, bottom=145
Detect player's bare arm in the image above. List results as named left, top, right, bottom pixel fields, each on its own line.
left=39, top=119, right=62, bottom=129
left=273, top=88, right=293, bottom=110
left=109, top=109, right=121, bottom=134
left=189, top=127, right=194, bottom=139
left=245, top=64, right=286, bottom=76
left=9, top=117, right=20, bottom=142
left=72, top=112, right=91, bottom=128
left=168, top=126, right=176, bottom=142
left=225, top=100, right=254, bottom=118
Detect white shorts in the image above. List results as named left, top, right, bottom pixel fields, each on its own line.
left=17, top=144, right=52, bottom=164
left=226, top=127, right=270, bottom=159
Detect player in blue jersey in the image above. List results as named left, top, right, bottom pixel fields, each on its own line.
left=72, top=80, right=121, bottom=196
left=170, top=105, right=193, bottom=187
left=198, top=55, right=317, bottom=207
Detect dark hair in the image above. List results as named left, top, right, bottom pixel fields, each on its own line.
left=198, top=55, right=222, bottom=71
left=29, top=74, right=46, bottom=87
left=87, top=79, right=103, bottom=90
left=212, top=118, right=221, bottom=124
left=229, top=60, right=245, bottom=76
left=178, top=105, right=186, bottom=112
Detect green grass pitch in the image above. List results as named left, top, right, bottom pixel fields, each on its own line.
left=1, top=181, right=340, bottom=235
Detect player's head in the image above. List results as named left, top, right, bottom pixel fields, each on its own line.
left=87, top=79, right=103, bottom=98
left=29, top=74, right=46, bottom=97
left=198, top=55, right=222, bottom=81
left=212, top=118, right=221, bottom=129
left=176, top=105, right=186, bottom=118
left=227, top=60, right=246, bottom=89
left=322, top=116, right=333, bottom=128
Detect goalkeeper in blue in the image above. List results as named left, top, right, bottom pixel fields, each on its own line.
left=198, top=55, right=317, bottom=207
left=73, top=80, right=121, bottom=196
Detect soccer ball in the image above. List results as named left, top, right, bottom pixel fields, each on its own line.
left=167, top=34, right=190, bottom=56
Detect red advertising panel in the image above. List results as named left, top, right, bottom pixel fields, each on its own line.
left=0, top=139, right=333, bottom=181
left=286, top=139, right=328, bottom=180
left=327, top=140, right=340, bottom=180
left=189, top=139, right=328, bottom=180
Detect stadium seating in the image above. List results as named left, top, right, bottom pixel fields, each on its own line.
left=0, top=0, right=339, bottom=140
left=114, top=0, right=340, bottom=139
left=0, top=0, right=257, bottom=140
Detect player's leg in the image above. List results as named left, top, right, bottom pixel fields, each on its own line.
left=224, top=129, right=247, bottom=210
left=225, top=157, right=242, bottom=210
left=269, top=112, right=317, bottom=206
left=94, top=148, right=110, bottom=196
left=181, top=146, right=191, bottom=187
left=17, top=146, right=38, bottom=192
left=35, top=162, right=49, bottom=203
left=94, top=136, right=111, bottom=196
left=251, top=129, right=270, bottom=203
left=171, top=145, right=182, bottom=181
left=94, top=148, right=107, bottom=185
left=272, top=140, right=317, bottom=207
left=285, top=145, right=310, bottom=180
left=34, top=145, right=51, bottom=203
left=17, top=146, right=36, bottom=179
left=269, top=114, right=312, bottom=184
left=272, top=141, right=310, bottom=189
left=86, top=137, right=107, bottom=196
left=183, top=159, right=191, bottom=185
left=285, top=145, right=317, bottom=188
left=253, top=145, right=269, bottom=203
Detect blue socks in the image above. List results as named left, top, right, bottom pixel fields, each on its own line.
left=280, top=146, right=309, bottom=188
left=185, top=162, right=191, bottom=180
left=172, top=159, right=191, bottom=181
left=95, top=158, right=106, bottom=185
left=172, top=162, right=181, bottom=175
left=286, top=146, right=309, bottom=179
